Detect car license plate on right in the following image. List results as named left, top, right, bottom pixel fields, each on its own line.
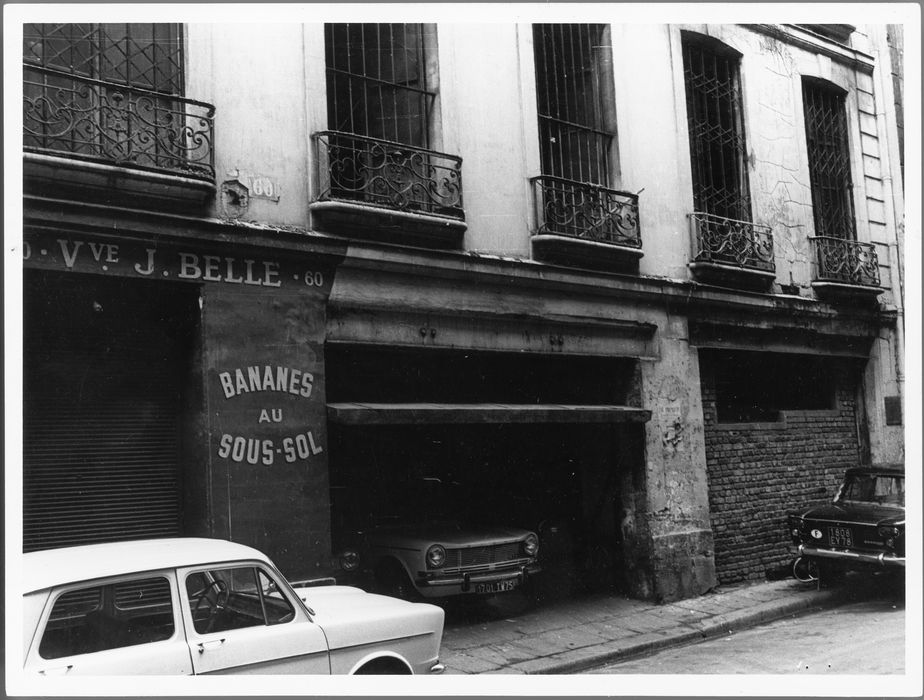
left=474, top=579, right=518, bottom=594
left=829, top=526, right=853, bottom=547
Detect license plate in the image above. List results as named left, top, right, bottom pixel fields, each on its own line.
left=829, top=526, right=853, bottom=547
left=474, top=579, right=518, bottom=595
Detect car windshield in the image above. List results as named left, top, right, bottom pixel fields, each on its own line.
left=837, top=474, right=904, bottom=506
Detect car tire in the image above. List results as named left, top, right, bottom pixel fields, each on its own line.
left=376, top=560, right=421, bottom=602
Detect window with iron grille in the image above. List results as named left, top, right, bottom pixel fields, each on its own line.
left=802, top=78, right=856, bottom=240
left=325, top=23, right=435, bottom=148
left=533, top=24, right=615, bottom=185
left=23, top=23, right=184, bottom=94
left=682, top=35, right=751, bottom=222
left=22, top=24, right=214, bottom=180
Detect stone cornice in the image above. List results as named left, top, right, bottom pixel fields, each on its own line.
left=743, top=24, right=876, bottom=74
left=23, top=195, right=893, bottom=334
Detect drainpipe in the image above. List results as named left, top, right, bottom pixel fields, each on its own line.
left=870, top=29, right=905, bottom=426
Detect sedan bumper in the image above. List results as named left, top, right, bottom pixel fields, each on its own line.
left=416, top=563, right=541, bottom=595
left=798, top=544, right=905, bottom=568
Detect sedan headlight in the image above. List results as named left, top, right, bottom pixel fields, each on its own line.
left=877, top=524, right=903, bottom=549
left=426, top=544, right=446, bottom=569
left=339, top=549, right=360, bottom=572
left=523, top=533, right=539, bottom=557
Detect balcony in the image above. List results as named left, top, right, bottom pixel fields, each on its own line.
left=688, top=212, right=776, bottom=290
left=530, top=176, right=642, bottom=273
left=23, top=65, right=215, bottom=209
left=311, top=131, right=466, bottom=248
left=810, top=236, right=882, bottom=301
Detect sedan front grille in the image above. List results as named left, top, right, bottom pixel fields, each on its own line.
left=445, top=542, right=522, bottom=571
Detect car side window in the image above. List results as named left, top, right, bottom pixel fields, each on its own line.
left=38, top=577, right=175, bottom=660
left=185, top=566, right=295, bottom=635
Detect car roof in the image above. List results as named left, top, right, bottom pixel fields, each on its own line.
left=845, top=465, right=905, bottom=476
left=22, top=538, right=272, bottom=594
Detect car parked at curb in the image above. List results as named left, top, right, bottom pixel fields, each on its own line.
left=787, top=465, right=905, bottom=586
left=334, top=478, right=541, bottom=601
left=23, top=538, right=445, bottom=675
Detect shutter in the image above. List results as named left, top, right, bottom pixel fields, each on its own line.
left=24, top=354, right=182, bottom=552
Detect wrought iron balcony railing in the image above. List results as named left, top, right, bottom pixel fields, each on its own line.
left=531, top=175, right=641, bottom=247
left=810, top=236, right=880, bottom=287
left=314, top=131, right=464, bottom=220
left=690, top=212, right=775, bottom=272
left=23, top=65, right=215, bottom=180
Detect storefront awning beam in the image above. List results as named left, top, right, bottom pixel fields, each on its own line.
left=326, top=402, right=652, bottom=425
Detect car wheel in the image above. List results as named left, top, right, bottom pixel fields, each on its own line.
left=376, top=560, right=421, bottom=601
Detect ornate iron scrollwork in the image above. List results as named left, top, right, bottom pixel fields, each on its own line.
left=315, top=131, right=464, bottom=219
left=23, top=66, right=215, bottom=179
left=690, top=212, right=775, bottom=272
left=811, top=236, right=880, bottom=287
left=532, top=175, right=641, bottom=248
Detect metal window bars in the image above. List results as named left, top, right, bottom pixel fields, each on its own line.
left=325, top=24, right=434, bottom=149
left=532, top=175, right=640, bottom=247
left=533, top=24, right=613, bottom=186
left=23, top=23, right=185, bottom=95
left=803, top=80, right=856, bottom=240
left=682, top=38, right=752, bottom=222
left=690, top=212, right=775, bottom=271
left=810, top=236, right=880, bottom=287
left=22, top=23, right=213, bottom=180
left=314, top=131, right=463, bottom=219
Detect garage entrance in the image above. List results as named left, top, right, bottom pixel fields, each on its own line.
left=23, top=270, right=200, bottom=551
left=325, top=343, right=649, bottom=597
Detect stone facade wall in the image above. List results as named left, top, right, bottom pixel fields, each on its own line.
left=700, top=357, right=863, bottom=584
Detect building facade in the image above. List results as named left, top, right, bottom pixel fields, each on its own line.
left=20, top=20, right=905, bottom=601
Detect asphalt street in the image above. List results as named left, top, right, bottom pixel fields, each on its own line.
left=586, top=587, right=905, bottom=674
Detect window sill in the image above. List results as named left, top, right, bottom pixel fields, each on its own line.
left=531, top=234, right=643, bottom=274
left=689, top=261, right=775, bottom=290
left=24, top=152, right=215, bottom=211
left=811, top=281, right=883, bottom=303
left=309, top=199, right=466, bottom=249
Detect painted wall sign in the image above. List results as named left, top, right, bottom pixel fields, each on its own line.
left=22, top=233, right=325, bottom=290
left=201, top=275, right=337, bottom=578
left=214, top=363, right=324, bottom=468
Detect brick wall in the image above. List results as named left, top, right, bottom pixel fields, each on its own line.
left=700, top=355, right=863, bottom=584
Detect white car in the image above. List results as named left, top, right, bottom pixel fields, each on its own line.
left=22, top=538, right=445, bottom=675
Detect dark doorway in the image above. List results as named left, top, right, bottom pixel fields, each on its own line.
left=23, top=270, right=200, bottom=551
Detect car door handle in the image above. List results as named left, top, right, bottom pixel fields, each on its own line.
left=39, top=665, right=73, bottom=675
left=197, top=639, right=226, bottom=653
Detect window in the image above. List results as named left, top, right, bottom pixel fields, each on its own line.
left=802, top=78, right=855, bottom=240
left=185, top=566, right=295, bottom=635
left=682, top=35, right=751, bottom=222
left=325, top=23, right=435, bottom=148
left=24, top=23, right=183, bottom=93
left=39, top=577, right=175, bottom=659
left=533, top=24, right=615, bottom=186
left=705, top=350, right=835, bottom=423
left=22, top=24, right=213, bottom=179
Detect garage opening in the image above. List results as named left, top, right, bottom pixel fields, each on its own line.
left=23, top=270, right=200, bottom=552
left=325, top=343, right=649, bottom=598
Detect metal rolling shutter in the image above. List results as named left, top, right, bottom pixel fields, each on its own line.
left=23, top=358, right=182, bottom=552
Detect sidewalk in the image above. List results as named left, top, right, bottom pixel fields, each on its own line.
left=439, top=577, right=853, bottom=674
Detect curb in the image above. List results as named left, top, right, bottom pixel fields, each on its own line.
left=524, top=588, right=847, bottom=674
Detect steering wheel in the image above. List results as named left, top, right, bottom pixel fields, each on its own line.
left=191, top=579, right=229, bottom=632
